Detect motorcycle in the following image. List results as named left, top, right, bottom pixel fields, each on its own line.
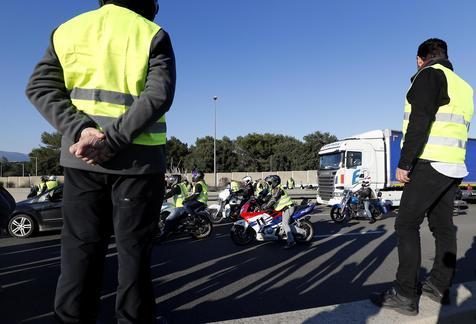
left=230, top=199, right=315, bottom=245
left=330, top=190, right=391, bottom=224
left=207, top=187, right=245, bottom=224
left=157, top=201, right=213, bottom=240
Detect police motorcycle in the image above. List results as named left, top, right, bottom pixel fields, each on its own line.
left=207, top=186, right=245, bottom=224
left=208, top=178, right=254, bottom=224
left=157, top=201, right=213, bottom=240
left=330, top=177, right=391, bottom=224
left=230, top=198, right=315, bottom=246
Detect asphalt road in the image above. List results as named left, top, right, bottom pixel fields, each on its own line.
left=1, top=205, right=476, bottom=324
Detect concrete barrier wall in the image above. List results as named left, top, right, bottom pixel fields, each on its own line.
left=1, top=171, right=317, bottom=188
left=204, top=170, right=318, bottom=187
left=0, top=176, right=64, bottom=188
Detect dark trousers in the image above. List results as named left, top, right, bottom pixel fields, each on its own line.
left=394, top=161, right=460, bottom=298
left=55, top=168, right=164, bottom=324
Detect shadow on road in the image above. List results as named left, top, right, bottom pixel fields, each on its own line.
left=150, top=223, right=395, bottom=323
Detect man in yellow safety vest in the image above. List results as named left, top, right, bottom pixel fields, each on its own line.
left=371, top=38, right=473, bottom=316
left=26, top=0, right=175, bottom=322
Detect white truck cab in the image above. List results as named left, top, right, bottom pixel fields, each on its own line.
left=316, top=130, right=403, bottom=206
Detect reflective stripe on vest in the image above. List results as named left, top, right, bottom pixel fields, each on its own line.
left=402, top=64, right=474, bottom=164
left=193, top=181, right=209, bottom=204
left=173, top=182, right=189, bottom=208
left=53, top=4, right=166, bottom=146
left=275, top=185, right=293, bottom=211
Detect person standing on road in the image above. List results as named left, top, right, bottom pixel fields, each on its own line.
left=371, top=38, right=474, bottom=316
left=26, top=1, right=175, bottom=323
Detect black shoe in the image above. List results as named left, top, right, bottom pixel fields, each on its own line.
left=284, top=241, right=296, bottom=249
left=421, top=279, right=450, bottom=305
left=369, top=218, right=376, bottom=224
left=370, top=287, right=418, bottom=316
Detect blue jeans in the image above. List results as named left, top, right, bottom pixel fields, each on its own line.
left=282, top=206, right=296, bottom=243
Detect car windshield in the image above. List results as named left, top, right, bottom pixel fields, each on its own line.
left=26, top=187, right=62, bottom=203
left=319, top=152, right=343, bottom=170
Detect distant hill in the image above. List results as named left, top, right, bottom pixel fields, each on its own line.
left=0, top=151, right=29, bottom=162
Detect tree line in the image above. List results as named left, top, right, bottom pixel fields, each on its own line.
left=1, top=131, right=337, bottom=176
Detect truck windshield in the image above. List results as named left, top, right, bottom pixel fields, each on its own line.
left=319, top=152, right=343, bottom=170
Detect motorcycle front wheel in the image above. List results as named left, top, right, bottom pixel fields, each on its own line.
left=294, top=220, right=314, bottom=243
left=190, top=212, right=213, bottom=239
left=330, top=206, right=347, bottom=224
left=207, top=205, right=224, bottom=224
left=230, top=225, right=255, bottom=245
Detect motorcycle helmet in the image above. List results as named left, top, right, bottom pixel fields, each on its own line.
left=192, top=170, right=204, bottom=183
left=166, top=174, right=182, bottom=188
left=40, top=176, right=47, bottom=182
left=48, top=176, right=57, bottom=181
left=242, top=176, right=252, bottom=186
left=264, top=175, right=281, bottom=189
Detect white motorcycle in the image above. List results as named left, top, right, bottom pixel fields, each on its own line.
left=207, top=187, right=244, bottom=224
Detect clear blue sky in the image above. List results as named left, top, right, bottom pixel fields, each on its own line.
left=1, top=0, right=476, bottom=154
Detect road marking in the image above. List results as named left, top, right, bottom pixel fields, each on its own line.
left=314, top=230, right=387, bottom=238
left=0, top=243, right=62, bottom=256
left=210, top=230, right=387, bottom=240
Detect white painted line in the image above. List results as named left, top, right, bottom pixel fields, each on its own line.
left=314, top=230, right=387, bottom=238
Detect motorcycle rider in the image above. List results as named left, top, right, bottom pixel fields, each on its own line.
left=254, top=178, right=269, bottom=198
left=37, top=176, right=48, bottom=195
left=262, top=175, right=296, bottom=249
left=158, top=170, right=208, bottom=241
left=164, top=174, right=189, bottom=208
left=230, top=180, right=241, bottom=193
left=45, top=175, right=60, bottom=191
left=352, top=175, right=377, bottom=223
left=241, top=176, right=254, bottom=201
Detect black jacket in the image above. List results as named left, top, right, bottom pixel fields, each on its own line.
left=398, top=59, right=453, bottom=171
left=26, top=4, right=176, bottom=175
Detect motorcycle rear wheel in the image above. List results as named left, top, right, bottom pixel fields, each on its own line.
left=370, top=204, right=383, bottom=220
left=190, top=212, right=213, bottom=239
left=230, top=225, right=255, bottom=245
left=330, top=206, right=347, bottom=224
left=294, top=220, right=314, bottom=243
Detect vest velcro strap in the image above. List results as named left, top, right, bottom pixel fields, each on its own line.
left=427, top=136, right=466, bottom=149
left=404, top=112, right=469, bottom=127
left=90, top=115, right=166, bottom=134
left=70, top=88, right=138, bottom=107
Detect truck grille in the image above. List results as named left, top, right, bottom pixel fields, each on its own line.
left=318, top=171, right=336, bottom=201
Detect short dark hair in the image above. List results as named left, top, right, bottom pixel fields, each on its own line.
left=417, top=38, right=448, bottom=60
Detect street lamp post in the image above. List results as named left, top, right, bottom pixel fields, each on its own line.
left=213, top=96, right=218, bottom=188
left=31, top=157, right=38, bottom=176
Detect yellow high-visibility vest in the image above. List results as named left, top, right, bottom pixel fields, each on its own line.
left=403, top=64, right=474, bottom=163
left=193, top=181, right=209, bottom=204
left=275, top=185, right=293, bottom=211
left=53, top=4, right=166, bottom=146
left=173, top=182, right=189, bottom=208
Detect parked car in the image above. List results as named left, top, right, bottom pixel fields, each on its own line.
left=2, top=185, right=63, bottom=238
